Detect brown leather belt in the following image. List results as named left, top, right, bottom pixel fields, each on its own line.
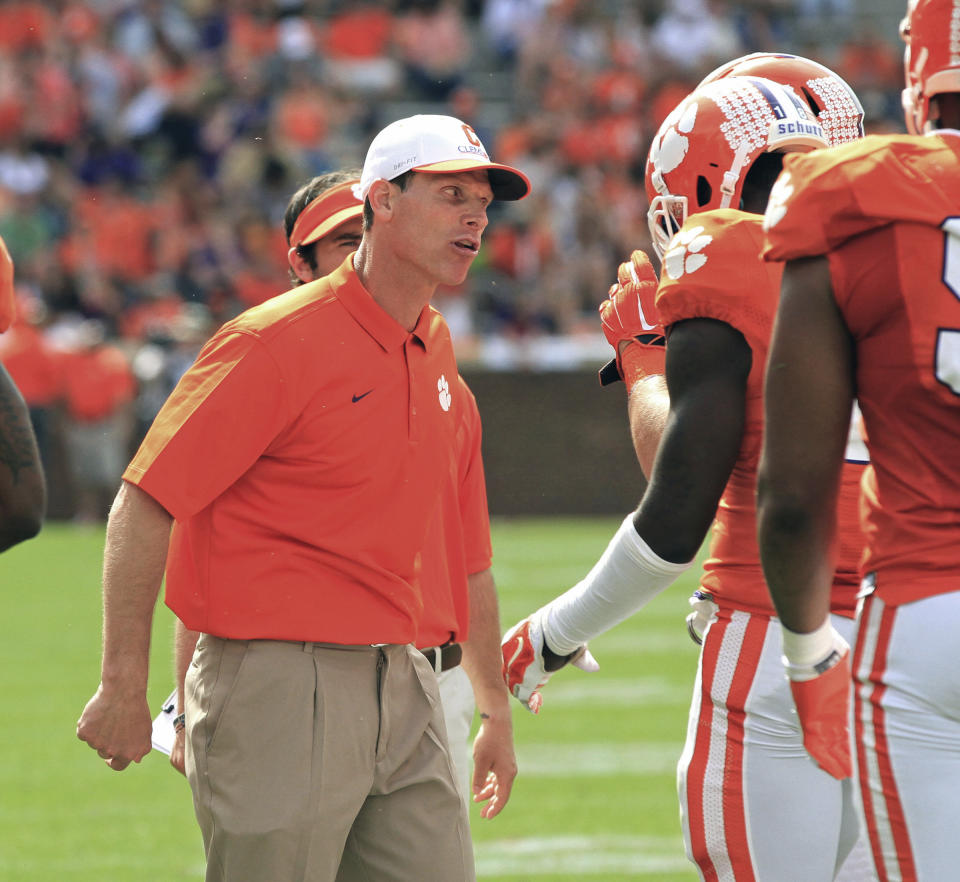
left=420, top=642, right=462, bottom=674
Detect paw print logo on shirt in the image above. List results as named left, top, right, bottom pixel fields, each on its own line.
left=763, top=172, right=794, bottom=231
left=437, top=374, right=452, bottom=412
left=663, top=226, right=713, bottom=280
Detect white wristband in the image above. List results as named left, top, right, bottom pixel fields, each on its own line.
left=543, top=513, right=694, bottom=655
left=780, top=618, right=834, bottom=668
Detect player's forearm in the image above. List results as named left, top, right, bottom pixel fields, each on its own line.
left=461, top=568, right=512, bottom=717
left=756, top=491, right=836, bottom=633
left=100, top=481, right=173, bottom=691
left=626, top=373, right=669, bottom=478
left=758, top=256, right=854, bottom=633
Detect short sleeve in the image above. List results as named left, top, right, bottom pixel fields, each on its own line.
left=124, top=330, right=290, bottom=520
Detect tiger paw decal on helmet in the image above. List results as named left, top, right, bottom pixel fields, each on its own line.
left=653, top=100, right=699, bottom=181
left=645, top=76, right=828, bottom=259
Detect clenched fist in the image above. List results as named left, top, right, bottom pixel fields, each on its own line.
left=598, top=250, right=665, bottom=386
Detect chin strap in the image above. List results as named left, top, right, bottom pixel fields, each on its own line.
left=719, top=140, right=754, bottom=209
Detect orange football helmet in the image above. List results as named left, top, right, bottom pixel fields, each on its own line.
left=901, top=0, right=960, bottom=134
left=645, top=76, right=828, bottom=258
left=699, top=52, right=864, bottom=147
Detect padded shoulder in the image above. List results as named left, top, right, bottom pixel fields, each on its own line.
left=656, top=209, right=780, bottom=346
left=763, top=133, right=960, bottom=260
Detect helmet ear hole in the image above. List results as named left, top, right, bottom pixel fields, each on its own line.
left=800, top=87, right=820, bottom=116
left=696, top=175, right=712, bottom=207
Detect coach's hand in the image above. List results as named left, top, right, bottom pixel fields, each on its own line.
left=170, top=726, right=186, bottom=776
left=501, top=609, right=599, bottom=713
left=77, top=682, right=152, bottom=771
left=471, top=707, right=516, bottom=819
left=598, top=249, right=665, bottom=386
left=782, top=623, right=853, bottom=780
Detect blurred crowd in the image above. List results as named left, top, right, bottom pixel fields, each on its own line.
left=0, top=0, right=904, bottom=519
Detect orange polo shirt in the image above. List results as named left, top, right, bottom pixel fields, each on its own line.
left=124, top=258, right=461, bottom=643
left=417, top=376, right=492, bottom=647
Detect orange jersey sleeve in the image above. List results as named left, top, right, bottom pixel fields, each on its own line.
left=657, top=209, right=778, bottom=353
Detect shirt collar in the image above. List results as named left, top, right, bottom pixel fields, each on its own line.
left=329, top=256, right=408, bottom=353
left=329, top=256, right=439, bottom=353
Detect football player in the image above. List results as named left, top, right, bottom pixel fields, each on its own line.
left=758, top=1, right=960, bottom=879
left=504, top=69, right=874, bottom=880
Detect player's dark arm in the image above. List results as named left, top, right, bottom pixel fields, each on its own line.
left=527, top=315, right=752, bottom=663
left=634, top=317, right=753, bottom=563
left=0, top=362, right=44, bottom=550
left=757, top=256, right=854, bottom=633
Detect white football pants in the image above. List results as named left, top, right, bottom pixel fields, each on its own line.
left=678, top=608, right=874, bottom=881
left=853, top=586, right=960, bottom=882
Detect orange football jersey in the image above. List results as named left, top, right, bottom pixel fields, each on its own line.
left=763, top=133, right=960, bottom=605
left=656, top=209, right=863, bottom=616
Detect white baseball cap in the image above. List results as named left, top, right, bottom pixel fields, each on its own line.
left=358, top=114, right=530, bottom=202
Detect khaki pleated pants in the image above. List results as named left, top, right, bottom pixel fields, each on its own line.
left=185, top=635, right=474, bottom=882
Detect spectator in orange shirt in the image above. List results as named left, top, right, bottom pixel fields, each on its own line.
left=0, top=294, right=62, bottom=470
left=0, top=233, right=45, bottom=549
left=59, top=319, right=135, bottom=522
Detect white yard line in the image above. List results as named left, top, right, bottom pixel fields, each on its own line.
left=515, top=742, right=681, bottom=776
left=533, top=677, right=690, bottom=706
left=475, top=834, right=692, bottom=876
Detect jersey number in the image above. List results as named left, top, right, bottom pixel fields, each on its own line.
left=938, top=219, right=960, bottom=396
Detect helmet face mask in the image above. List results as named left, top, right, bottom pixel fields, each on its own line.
left=698, top=52, right=865, bottom=147
left=648, top=192, right=688, bottom=259
left=901, top=0, right=960, bottom=134
left=645, top=76, right=828, bottom=258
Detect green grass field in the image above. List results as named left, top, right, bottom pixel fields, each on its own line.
left=0, top=518, right=703, bottom=881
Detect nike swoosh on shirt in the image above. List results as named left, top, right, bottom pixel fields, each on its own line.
left=352, top=390, right=373, bottom=403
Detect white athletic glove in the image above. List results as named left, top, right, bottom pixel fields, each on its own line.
left=501, top=607, right=599, bottom=714
left=782, top=620, right=853, bottom=780
left=685, top=591, right=718, bottom=646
